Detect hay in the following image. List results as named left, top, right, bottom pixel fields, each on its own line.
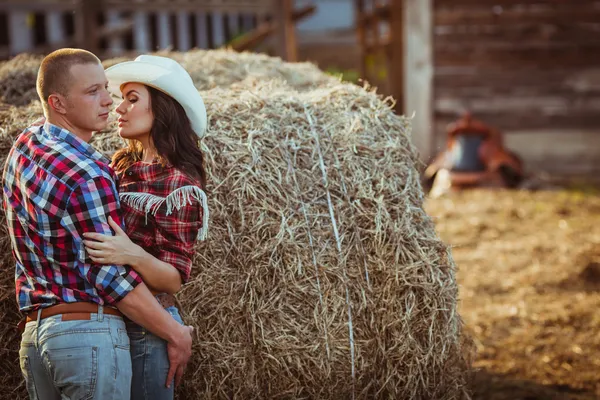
left=0, top=49, right=471, bottom=399
left=0, top=54, right=42, bottom=106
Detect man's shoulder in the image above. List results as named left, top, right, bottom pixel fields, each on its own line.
left=12, top=123, right=115, bottom=192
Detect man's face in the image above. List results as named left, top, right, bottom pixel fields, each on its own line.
left=63, top=63, right=113, bottom=136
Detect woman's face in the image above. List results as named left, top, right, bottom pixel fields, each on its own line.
left=115, top=82, right=154, bottom=140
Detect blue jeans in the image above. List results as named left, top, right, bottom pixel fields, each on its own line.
left=127, top=306, right=184, bottom=400
left=19, top=306, right=132, bottom=400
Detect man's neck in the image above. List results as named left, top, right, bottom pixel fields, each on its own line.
left=46, top=114, right=93, bottom=143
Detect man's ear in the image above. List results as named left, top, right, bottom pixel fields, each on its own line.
left=47, top=94, right=68, bottom=114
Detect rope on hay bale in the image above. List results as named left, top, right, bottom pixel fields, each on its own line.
left=0, top=49, right=473, bottom=400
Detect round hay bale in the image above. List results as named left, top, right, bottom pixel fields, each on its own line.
left=0, top=54, right=42, bottom=106
left=0, top=50, right=471, bottom=399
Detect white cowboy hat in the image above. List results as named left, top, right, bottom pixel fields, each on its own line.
left=105, top=55, right=207, bottom=138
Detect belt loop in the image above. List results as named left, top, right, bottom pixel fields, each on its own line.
left=34, top=308, right=42, bottom=349
left=97, top=304, right=104, bottom=322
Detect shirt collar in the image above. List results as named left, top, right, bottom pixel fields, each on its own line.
left=125, top=160, right=173, bottom=181
left=42, top=121, right=110, bottom=165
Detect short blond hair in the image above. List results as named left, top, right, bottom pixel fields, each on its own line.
left=36, top=48, right=101, bottom=113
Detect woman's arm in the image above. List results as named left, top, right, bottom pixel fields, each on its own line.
left=83, top=216, right=182, bottom=294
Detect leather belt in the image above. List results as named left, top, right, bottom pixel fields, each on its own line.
left=18, top=295, right=177, bottom=332
left=18, top=302, right=123, bottom=332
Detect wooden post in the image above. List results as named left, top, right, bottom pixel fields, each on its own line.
left=157, top=12, right=172, bottom=50
left=242, top=14, right=254, bottom=33
left=46, top=12, right=65, bottom=46
left=133, top=11, right=151, bottom=52
left=76, top=0, right=101, bottom=54
left=390, top=0, right=404, bottom=114
left=211, top=12, right=225, bottom=47
left=195, top=12, right=209, bottom=49
left=107, top=11, right=125, bottom=55
left=355, top=0, right=367, bottom=79
left=177, top=11, right=191, bottom=51
left=8, top=12, right=34, bottom=56
left=228, top=13, right=240, bottom=39
left=404, top=0, right=434, bottom=161
left=274, top=0, right=297, bottom=61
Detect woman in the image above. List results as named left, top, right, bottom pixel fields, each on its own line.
left=83, top=55, right=208, bottom=400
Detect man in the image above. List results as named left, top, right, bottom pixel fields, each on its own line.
left=3, top=48, right=193, bottom=399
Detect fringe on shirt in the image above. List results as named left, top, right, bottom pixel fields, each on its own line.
left=119, top=185, right=209, bottom=241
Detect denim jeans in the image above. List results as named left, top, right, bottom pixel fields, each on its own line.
left=127, top=305, right=184, bottom=400
left=19, top=305, right=132, bottom=400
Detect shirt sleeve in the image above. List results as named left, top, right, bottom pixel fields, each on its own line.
left=153, top=198, right=203, bottom=284
left=62, top=175, right=142, bottom=304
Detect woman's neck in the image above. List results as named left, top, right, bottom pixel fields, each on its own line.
left=140, top=138, right=158, bottom=163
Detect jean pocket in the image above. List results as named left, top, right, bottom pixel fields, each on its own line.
left=43, top=346, right=98, bottom=400
left=114, top=328, right=130, bottom=350
left=20, top=356, right=39, bottom=400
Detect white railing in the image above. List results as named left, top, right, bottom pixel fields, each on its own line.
left=0, top=0, right=314, bottom=60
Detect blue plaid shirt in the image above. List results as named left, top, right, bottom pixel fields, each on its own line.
left=3, top=120, right=142, bottom=312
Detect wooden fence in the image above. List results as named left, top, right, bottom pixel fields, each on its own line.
left=0, top=0, right=316, bottom=61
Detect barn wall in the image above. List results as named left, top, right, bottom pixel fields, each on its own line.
left=433, top=0, right=600, bottom=178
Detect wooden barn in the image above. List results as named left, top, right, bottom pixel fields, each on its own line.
left=357, top=0, right=600, bottom=181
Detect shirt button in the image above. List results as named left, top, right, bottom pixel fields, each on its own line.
left=127, top=171, right=133, bottom=176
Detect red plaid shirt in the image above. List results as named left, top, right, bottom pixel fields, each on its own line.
left=3, top=121, right=142, bottom=311
left=116, top=161, right=206, bottom=284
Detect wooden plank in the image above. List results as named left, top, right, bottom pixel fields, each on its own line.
left=157, top=12, right=172, bottom=50
left=195, top=12, right=209, bottom=49
left=0, top=2, right=75, bottom=12
left=8, top=12, right=34, bottom=55
left=435, top=109, right=600, bottom=131
left=177, top=11, right=191, bottom=51
left=106, top=11, right=125, bottom=54
left=435, top=24, right=600, bottom=48
left=390, top=0, right=404, bottom=113
left=436, top=6, right=600, bottom=26
left=230, top=6, right=314, bottom=52
left=211, top=12, right=225, bottom=47
left=505, top=129, right=600, bottom=178
left=435, top=68, right=600, bottom=95
left=75, top=0, right=101, bottom=53
left=102, top=0, right=273, bottom=13
left=434, top=45, right=600, bottom=68
left=355, top=0, right=367, bottom=78
left=359, top=2, right=390, bottom=27
left=242, top=14, right=254, bottom=32
left=435, top=40, right=600, bottom=53
left=228, top=13, right=240, bottom=38
left=46, top=12, right=66, bottom=45
left=133, top=11, right=151, bottom=52
left=404, top=0, right=434, bottom=160
left=274, top=0, right=297, bottom=62
left=435, top=0, right=598, bottom=8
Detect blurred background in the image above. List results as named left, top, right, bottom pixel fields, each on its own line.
left=1, top=0, right=599, bottom=185
left=0, top=1, right=599, bottom=399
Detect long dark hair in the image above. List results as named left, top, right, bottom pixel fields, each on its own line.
left=113, top=85, right=207, bottom=189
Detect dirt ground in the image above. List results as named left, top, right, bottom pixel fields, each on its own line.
left=425, top=188, right=600, bottom=400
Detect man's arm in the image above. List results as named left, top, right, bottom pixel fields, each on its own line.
left=62, top=175, right=193, bottom=386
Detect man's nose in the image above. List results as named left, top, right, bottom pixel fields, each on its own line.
left=102, top=89, right=113, bottom=107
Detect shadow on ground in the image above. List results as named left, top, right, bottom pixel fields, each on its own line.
left=472, top=369, right=595, bottom=400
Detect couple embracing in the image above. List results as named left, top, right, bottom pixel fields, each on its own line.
left=3, top=48, right=209, bottom=399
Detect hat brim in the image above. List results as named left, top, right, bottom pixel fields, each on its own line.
left=105, top=60, right=173, bottom=98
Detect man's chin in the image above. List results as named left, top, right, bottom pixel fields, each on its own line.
left=93, top=122, right=110, bottom=133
